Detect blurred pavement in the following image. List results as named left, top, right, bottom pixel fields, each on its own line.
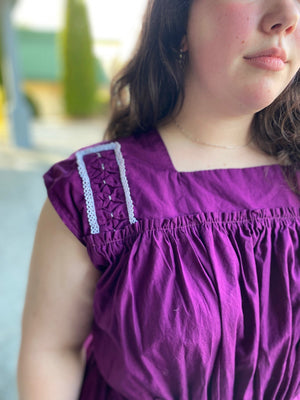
left=0, top=117, right=106, bottom=400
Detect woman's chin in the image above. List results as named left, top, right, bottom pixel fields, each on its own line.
left=239, top=87, right=284, bottom=114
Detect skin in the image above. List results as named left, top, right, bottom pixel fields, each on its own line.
left=159, top=0, right=300, bottom=171
left=18, top=200, right=101, bottom=399
left=184, top=0, right=300, bottom=116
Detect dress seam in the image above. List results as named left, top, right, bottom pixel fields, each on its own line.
left=89, top=214, right=300, bottom=246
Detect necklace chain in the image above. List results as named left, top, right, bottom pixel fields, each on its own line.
left=173, top=119, right=252, bottom=150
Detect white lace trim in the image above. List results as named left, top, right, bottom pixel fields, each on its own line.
left=114, top=142, right=138, bottom=226
left=75, top=142, right=137, bottom=234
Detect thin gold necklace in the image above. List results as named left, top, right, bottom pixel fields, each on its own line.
left=173, top=119, right=252, bottom=150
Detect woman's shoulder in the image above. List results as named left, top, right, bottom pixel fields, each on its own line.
left=43, top=130, right=158, bottom=183
left=65, top=129, right=162, bottom=169
left=43, top=132, right=158, bottom=249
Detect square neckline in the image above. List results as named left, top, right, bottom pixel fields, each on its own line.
left=153, top=129, right=283, bottom=175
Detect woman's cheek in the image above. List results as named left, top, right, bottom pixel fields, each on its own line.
left=221, top=2, right=258, bottom=50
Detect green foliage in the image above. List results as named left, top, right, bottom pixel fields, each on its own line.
left=61, top=0, right=97, bottom=117
left=0, top=21, right=3, bottom=86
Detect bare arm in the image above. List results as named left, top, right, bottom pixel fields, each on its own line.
left=18, top=199, right=101, bottom=400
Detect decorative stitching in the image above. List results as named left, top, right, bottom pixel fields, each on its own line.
left=114, top=142, right=138, bottom=225
left=76, top=142, right=137, bottom=234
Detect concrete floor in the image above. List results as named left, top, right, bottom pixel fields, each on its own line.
left=0, top=117, right=105, bottom=400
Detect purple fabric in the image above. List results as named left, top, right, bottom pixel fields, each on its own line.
left=44, top=130, right=300, bottom=399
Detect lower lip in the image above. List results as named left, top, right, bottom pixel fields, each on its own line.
left=244, top=56, right=286, bottom=71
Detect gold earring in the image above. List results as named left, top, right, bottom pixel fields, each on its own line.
left=179, top=49, right=187, bottom=69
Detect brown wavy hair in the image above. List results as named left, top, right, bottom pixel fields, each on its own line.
left=105, top=0, right=300, bottom=191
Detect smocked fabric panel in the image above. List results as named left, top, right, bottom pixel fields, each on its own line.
left=85, top=148, right=133, bottom=233
left=76, top=142, right=137, bottom=234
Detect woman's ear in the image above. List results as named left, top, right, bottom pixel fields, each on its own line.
left=180, top=35, right=188, bottom=52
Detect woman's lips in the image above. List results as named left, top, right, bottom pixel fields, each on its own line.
left=244, top=56, right=286, bottom=71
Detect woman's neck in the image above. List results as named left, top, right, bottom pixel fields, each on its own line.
left=158, top=120, right=279, bottom=173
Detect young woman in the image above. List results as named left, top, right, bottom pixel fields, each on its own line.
left=18, top=0, right=300, bottom=399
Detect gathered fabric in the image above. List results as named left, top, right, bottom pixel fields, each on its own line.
left=44, top=130, right=300, bottom=399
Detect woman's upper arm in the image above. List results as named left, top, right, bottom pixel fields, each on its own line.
left=21, top=198, right=101, bottom=352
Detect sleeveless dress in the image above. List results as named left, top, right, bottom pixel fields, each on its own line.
left=43, top=129, right=300, bottom=400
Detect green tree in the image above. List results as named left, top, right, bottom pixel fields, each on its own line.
left=61, top=0, right=96, bottom=117
left=0, top=32, right=3, bottom=86
left=0, top=7, right=4, bottom=86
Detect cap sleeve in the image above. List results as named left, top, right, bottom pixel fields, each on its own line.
left=43, top=153, right=87, bottom=246
left=43, top=140, right=139, bottom=261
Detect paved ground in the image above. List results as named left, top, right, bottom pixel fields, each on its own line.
left=0, top=117, right=106, bottom=400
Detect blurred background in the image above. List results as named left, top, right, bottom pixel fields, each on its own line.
left=0, top=0, right=147, bottom=398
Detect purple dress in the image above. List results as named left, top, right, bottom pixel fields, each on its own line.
left=44, top=130, right=300, bottom=400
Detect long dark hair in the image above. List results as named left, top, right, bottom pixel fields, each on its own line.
left=105, top=0, right=190, bottom=137
left=105, top=0, right=300, bottom=190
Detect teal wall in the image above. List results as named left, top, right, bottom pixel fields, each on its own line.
left=16, top=28, right=108, bottom=84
